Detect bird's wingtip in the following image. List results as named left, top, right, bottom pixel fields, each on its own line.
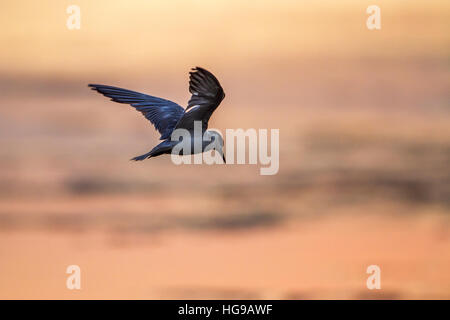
left=191, top=66, right=204, bottom=72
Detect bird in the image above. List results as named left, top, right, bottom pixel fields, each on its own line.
left=88, top=67, right=226, bottom=163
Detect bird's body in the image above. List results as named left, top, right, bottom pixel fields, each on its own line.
left=89, top=67, right=226, bottom=162
left=130, top=131, right=224, bottom=161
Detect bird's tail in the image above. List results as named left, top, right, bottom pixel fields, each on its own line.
left=130, top=140, right=174, bottom=161
left=130, top=152, right=153, bottom=161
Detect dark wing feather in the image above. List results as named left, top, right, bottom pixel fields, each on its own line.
left=88, top=84, right=185, bottom=139
left=175, top=67, right=225, bottom=131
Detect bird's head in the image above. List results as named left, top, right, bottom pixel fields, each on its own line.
left=204, top=130, right=226, bottom=163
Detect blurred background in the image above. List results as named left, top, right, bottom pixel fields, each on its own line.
left=0, top=0, right=449, bottom=299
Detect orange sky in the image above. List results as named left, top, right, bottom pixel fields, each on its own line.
left=0, top=0, right=448, bottom=78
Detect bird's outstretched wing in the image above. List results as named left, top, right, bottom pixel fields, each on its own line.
left=88, top=84, right=185, bottom=140
left=175, top=67, right=225, bottom=131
